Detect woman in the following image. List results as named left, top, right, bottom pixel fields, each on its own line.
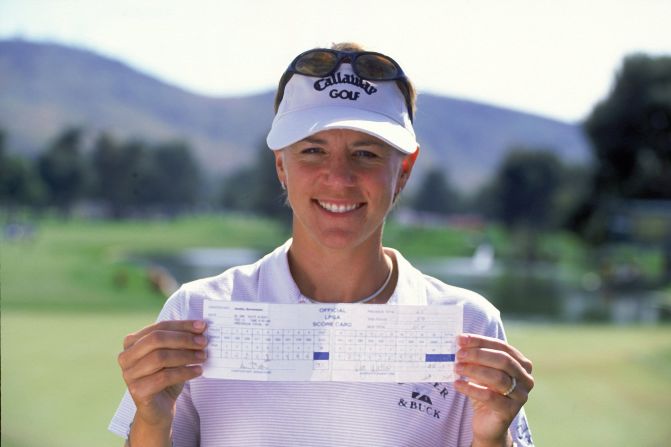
left=111, top=42, right=534, bottom=447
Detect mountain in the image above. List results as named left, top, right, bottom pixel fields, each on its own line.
left=414, top=96, right=590, bottom=188
left=0, top=39, right=591, bottom=191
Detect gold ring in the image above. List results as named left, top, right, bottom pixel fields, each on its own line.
left=503, top=376, right=517, bottom=397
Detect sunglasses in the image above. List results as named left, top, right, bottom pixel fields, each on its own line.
left=290, top=49, right=406, bottom=81
left=276, top=49, right=414, bottom=121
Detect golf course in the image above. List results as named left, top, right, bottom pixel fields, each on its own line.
left=2, top=215, right=670, bottom=446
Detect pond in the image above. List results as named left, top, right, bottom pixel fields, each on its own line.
left=414, top=257, right=664, bottom=323
left=139, top=246, right=666, bottom=324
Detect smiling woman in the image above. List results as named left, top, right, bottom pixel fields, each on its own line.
left=110, top=42, right=535, bottom=447
left=276, top=130, right=414, bottom=261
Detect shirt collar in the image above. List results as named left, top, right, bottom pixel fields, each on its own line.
left=259, top=239, right=426, bottom=305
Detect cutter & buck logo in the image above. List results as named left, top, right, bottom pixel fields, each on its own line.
left=397, top=383, right=450, bottom=420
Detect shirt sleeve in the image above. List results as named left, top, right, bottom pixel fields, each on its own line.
left=510, top=407, right=534, bottom=446
left=483, top=311, right=535, bottom=447
left=107, top=286, right=199, bottom=441
left=458, top=298, right=534, bottom=446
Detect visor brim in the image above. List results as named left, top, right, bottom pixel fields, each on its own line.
left=267, top=106, right=418, bottom=154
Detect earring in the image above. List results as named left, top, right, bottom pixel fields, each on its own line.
left=393, top=188, right=403, bottom=203
left=280, top=182, right=286, bottom=190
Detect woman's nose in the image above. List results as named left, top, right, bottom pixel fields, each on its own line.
left=323, top=156, right=356, bottom=187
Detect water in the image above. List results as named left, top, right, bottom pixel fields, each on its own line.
left=143, top=247, right=262, bottom=282
left=139, top=247, right=666, bottom=323
left=415, top=256, right=663, bottom=323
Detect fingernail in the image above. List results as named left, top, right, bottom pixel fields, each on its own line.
left=194, top=335, right=207, bottom=346
left=457, top=349, right=468, bottom=359
left=457, top=334, right=469, bottom=345
left=195, top=350, right=207, bottom=360
left=194, top=320, right=206, bottom=330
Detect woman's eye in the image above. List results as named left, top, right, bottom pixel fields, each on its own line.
left=354, top=150, right=377, bottom=159
left=301, top=147, right=323, bottom=154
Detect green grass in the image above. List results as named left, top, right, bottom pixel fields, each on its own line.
left=1, top=311, right=155, bottom=447
left=508, top=324, right=671, bottom=446
left=2, top=214, right=290, bottom=311
left=3, top=312, right=669, bottom=447
left=383, top=221, right=480, bottom=257
left=2, top=215, right=670, bottom=447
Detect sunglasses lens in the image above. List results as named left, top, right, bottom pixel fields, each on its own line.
left=354, top=54, right=399, bottom=80
left=294, top=51, right=338, bottom=76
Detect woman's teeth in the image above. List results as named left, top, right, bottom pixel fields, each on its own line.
left=318, top=201, right=360, bottom=213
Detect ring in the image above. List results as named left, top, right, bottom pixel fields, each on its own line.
left=502, top=376, right=517, bottom=397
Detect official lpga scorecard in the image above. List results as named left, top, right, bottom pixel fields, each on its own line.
left=202, top=301, right=463, bottom=382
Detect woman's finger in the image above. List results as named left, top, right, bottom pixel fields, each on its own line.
left=118, top=328, right=208, bottom=371
left=123, top=320, right=206, bottom=350
left=123, top=348, right=207, bottom=383
left=127, top=365, right=203, bottom=403
left=457, top=347, right=532, bottom=386
left=453, top=379, right=521, bottom=412
left=455, top=362, right=522, bottom=396
left=458, top=333, right=533, bottom=374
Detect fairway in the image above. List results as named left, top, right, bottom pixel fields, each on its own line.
left=1, top=311, right=154, bottom=447
left=2, top=216, right=670, bottom=446
left=507, top=323, right=671, bottom=446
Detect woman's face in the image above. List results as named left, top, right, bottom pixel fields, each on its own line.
left=275, top=129, right=416, bottom=251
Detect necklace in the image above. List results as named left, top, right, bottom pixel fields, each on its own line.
left=304, top=262, right=394, bottom=304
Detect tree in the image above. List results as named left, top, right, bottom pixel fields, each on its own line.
left=37, top=127, right=87, bottom=216
left=249, top=144, right=290, bottom=220
left=575, top=54, right=671, bottom=281
left=91, top=136, right=202, bottom=218
left=0, top=130, right=45, bottom=211
left=219, top=141, right=290, bottom=222
left=219, top=166, right=256, bottom=211
left=478, top=148, right=562, bottom=263
left=411, top=168, right=460, bottom=215
left=91, top=134, right=146, bottom=218
left=584, top=54, right=671, bottom=201
left=492, top=149, right=562, bottom=230
left=150, top=141, right=200, bottom=213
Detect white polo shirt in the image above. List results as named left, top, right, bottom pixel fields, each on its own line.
left=110, top=240, right=534, bottom=446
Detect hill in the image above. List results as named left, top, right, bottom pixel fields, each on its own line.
left=0, top=39, right=591, bottom=191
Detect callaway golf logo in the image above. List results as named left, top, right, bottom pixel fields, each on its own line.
left=314, top=71, right=378, bottom=101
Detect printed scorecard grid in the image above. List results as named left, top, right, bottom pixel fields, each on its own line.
left=202, top=301, right=463, bottom=382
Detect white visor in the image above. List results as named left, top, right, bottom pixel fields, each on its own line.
left=267, top=64, right=418, bottom=154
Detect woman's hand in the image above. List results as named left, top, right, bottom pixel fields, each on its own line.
left=454, top=333, right=534, bottom=447
left=117, top=320, right=208, bottom=429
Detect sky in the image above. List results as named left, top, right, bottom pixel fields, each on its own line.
left=1, top=0, right=669, bottom=122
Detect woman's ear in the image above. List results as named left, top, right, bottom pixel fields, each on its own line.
left=399, top=147, right=420, bottom=186
left=274, top=150, right=287, bottom=186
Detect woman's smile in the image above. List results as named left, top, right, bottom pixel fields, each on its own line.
left=315, top=199, right=365, bottom=214
left=273, top=129, right=412, bottom=250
